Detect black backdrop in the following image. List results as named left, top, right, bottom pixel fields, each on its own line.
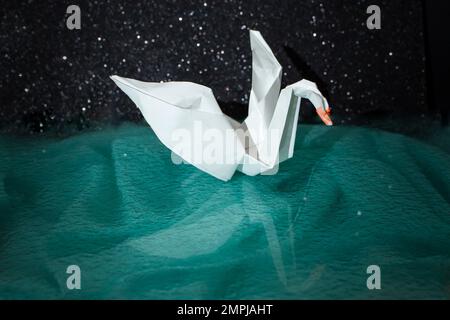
left=0, top=0, right=444, bottom=134
left=423, top=0, right=449, bottom=126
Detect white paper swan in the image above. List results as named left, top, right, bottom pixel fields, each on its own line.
left=111, top=30, right=332, bottom=181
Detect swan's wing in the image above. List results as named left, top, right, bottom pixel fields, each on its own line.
left=247, top=30, right=282, bottom=122
left=245, top=31, right=282, bottom=145
left=243, top=30, right=282, bottom=165
left=111, top=75, right=244, bottom=181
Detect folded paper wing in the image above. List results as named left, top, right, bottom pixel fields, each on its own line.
left=111, top=30, right=332, bottom=181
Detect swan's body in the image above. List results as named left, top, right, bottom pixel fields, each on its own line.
left=111, top=30, right=332, bottom=181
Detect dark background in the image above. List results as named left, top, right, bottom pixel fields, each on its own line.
left=0, top=0, right=447, bottom=135
left=423, top=0, right=449, bottom=127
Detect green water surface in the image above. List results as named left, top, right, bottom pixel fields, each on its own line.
left=0, top=123, right=449, bottom=299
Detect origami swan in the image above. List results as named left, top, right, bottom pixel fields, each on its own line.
left=111, top=30, right=332, bottom=181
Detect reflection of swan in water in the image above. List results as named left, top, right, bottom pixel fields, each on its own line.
left=126, top=180, right=290, bottom=283
left=246, top=203, right=289, bottom=286
left=126, top=171, right=245, bottom=259
left=241, top=180, right=325, bottom=291
left=240, top=180, right=289, bottom=286
left=111, top=30, right=332, bottom=181
left=126, top=175, right=323, bottom=290
left=127, top=196, right=243, bottom=259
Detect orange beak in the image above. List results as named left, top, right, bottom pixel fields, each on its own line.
left=316, top=107, right=333, bottom=126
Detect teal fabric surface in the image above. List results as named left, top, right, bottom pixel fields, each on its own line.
left=0, top=123, right=449, bottom=299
